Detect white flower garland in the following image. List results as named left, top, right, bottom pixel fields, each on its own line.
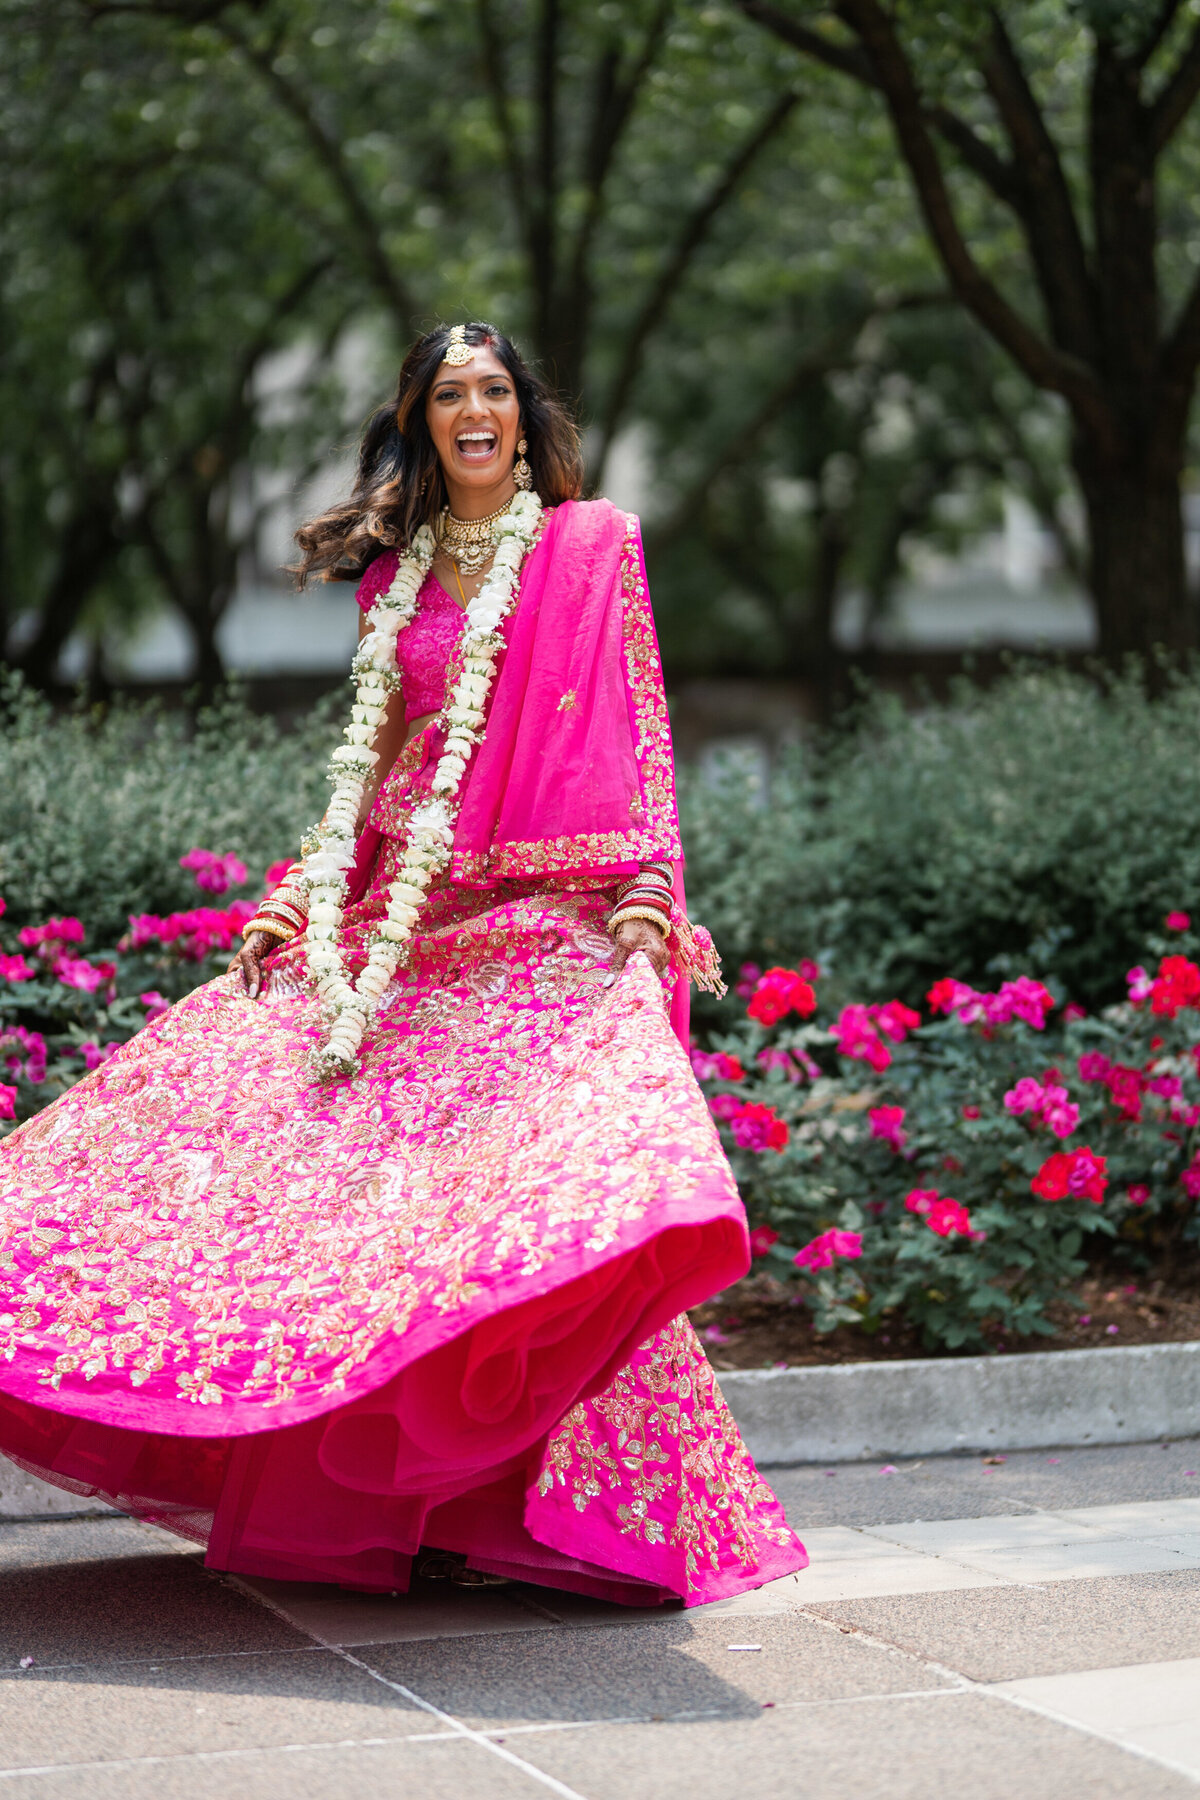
left=297, top=489, right=543, bottom=1077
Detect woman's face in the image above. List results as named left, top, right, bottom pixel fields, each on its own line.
left=423, top=345, right=522, bottom=504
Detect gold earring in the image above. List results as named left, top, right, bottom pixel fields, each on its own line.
left=514, top=436, right=532, bottom=491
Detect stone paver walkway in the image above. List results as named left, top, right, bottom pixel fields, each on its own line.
left=2, top=1437, right=1200, bottom=1797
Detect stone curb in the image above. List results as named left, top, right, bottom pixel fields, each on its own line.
left=2, top=1340, right=1198, bottom=1517
left=717, top=1339, right=1200, bottom=1464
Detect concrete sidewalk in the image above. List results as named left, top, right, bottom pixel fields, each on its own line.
left=2, top=1439, right=1200, bottom=1797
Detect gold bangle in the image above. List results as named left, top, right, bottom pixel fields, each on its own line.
left=608, top=906, right=669, bottom=939
left=243, top=918, right=295, bottom=943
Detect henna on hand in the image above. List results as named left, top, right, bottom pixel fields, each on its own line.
left=606, top=917, right=670, bottom=984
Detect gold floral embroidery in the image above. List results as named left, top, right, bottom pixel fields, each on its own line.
left=537, top=1315, right=795, bottom=1588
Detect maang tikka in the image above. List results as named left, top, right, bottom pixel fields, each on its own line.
left=443, top=324, right=475, bottom=367
left=514, top=436, right=532, bottom=490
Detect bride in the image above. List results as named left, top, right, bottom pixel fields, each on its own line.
left=0, top=322, right=806, bottom=1606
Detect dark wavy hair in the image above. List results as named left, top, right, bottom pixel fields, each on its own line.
left=294, top=322, right=584, bottom=583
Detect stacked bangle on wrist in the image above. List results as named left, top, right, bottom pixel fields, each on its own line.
left=610, top=862, right=673, bottom=938
left=608, top=905, right=669, bottom=939
left=242, top=917, right=295, bottom=944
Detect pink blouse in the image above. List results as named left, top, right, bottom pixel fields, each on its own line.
left=356, top=565, right=463, bottom=724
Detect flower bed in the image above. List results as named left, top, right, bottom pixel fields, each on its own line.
left=690, top=923, right=1200, bottom=1354
left=0, top=853, right=289, bottom=1128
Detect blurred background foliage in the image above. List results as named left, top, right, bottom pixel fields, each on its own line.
left=5, top=0, right=1200, bottom=697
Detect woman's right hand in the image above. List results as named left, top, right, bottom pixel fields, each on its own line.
left=226, top=930, right=279, bottom=1000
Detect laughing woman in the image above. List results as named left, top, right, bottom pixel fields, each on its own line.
left=0, top=323, right=806, bottom=1606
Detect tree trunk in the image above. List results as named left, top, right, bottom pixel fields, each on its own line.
left=1072, top=435, right=1193, bottom=665
left=805, top=500, right=850, bottom=724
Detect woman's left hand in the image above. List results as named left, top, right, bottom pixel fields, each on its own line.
left=606, top=917, right=671, bottom=984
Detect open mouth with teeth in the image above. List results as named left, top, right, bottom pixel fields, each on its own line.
left=455, top=430, right=499, bottom=465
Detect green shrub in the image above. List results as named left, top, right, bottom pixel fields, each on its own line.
left=678, top=666, right=1200, bottom=1014
left=0, top=673, right=337, bottom=944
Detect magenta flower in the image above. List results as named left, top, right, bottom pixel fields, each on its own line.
left=0, top=953, right=34, bottom=984
left=180, top=849, right=249, bottom=896
left=690, top=1048, right=745, bottom=1082
left=708, top=1092, right=741, bottom=1121
left=139, top=991, right=170, bottom=1021
left=1167, top=912, right=1191, bottom=932
left=869, top=1105, right=906, bottom=1152
left=54, top=955, right=114, bottom=995
left=833, top=1004, right=891, bottom=1071
left=729, top=1101, right=789, bottom=1152
left=1077, top=1052, right=1112, bottom=1083
left=1127, top=965, right=1154, bottom=1004
left=1004, top=1074, right=1078, bottom=1138
left=1127, top=1184, right=1150, bottom=1207
left=78, top=1041, right=119, bottom=1071
left=18, top=917, right=85, bottom=959
left=925, top=1197, right=974, bottom=1238
left=1181, top=1156, right=1200, bottom=1199
left=1, top=1027, right=47, bottom=1085
left=794, top=1228, right=863, bottom=1272
left=756, top=1046, right=810, bottom=1084
left=0, top=1083, right=16, bottom=1121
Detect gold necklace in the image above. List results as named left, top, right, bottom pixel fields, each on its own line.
left=438, top=497, right=515, bottom=577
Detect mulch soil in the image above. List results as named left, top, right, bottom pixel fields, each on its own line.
left=688, top=1268, right=1200, bottom=1371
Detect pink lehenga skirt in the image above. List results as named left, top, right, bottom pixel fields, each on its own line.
left=0, top=848, right=806, bottom=1606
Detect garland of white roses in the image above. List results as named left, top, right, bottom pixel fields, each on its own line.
left=297, top=488, right=544, bottom=1077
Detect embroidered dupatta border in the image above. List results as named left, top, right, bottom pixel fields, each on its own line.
left=450, top=512, right=682, bottom=885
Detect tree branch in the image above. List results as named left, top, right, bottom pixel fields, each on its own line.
left=1132, top=0, right=1184, bottom=70
left=981, top=10, right=1096, bottom=358
left=474, top=0, right=531, bottom=244
left=824, top=0, right=1115, bottom=451
left=595, top=88, right=800, bottom=464
left=733, top=0, right=1023, bottom=208
left=219, top=20, right=418, bottom=331
left=562, top=0, right=674, bottom=330
left=529, top=0, right=562, bottom=354
left=1148, top=19, right=1200, bottom=152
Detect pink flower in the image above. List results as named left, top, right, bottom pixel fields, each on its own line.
left=180, top=848, right=249, bottom=896
left=708, top=1093, right=741, bottom=1121
left=1127, top=965, right=1154, bottom=1004
left=928, top=975, right=1052, bottom=1030
left=747, top=967, right=817, bottom=1027
left=749, top=1226, right=780, bottom=1257
left=1062, top=1003, right=1087, bottom=1022
left=0, top=1083, right=16, bottom=1121
left=735, top=962, right=762, bottom=1000
left=18, top=917, right=85, bottom=957
left=1148, top=1074, right=1183, bottom=1101
left=925, top=1197, right=974, bottom=1238
left=756, top=1046, right=813, bottom=1084
left=1167, top=912, right=1191, bottom=932
left=690, top=1049, right=745, bottom=1082
left=1003, top=1074, right=1078, bottom=1138
left=0, top=1027, right=47, bottom=1084
left=1181, top=1156, right=1200, bottom=1200
left=0, top=897, right=5, bottom=917
left=872, top=1000, right=921, bottom=1042
left=961, top=1103, right=980, bottom=1120
left=0, top=953, right=34, bottom=983
left=1127, top=1184, right=1150, bottom=1207
left=904, top=1187, right=939, bottom=1216
left=54, top=955, right=114, bottom=995
left=833, top=1004, right=891, bottom=1071
left=1078, top=1052, right=1112, bottom=1083
left=78, top=1041, right=119, bottom=1071
left=794, top=1228, right=863, bottom=1272
left=139, top=990, right=170, bottom=1021
left=729, top=1101, right=789, bottom=1153
left=263, top=859, right=293, bottom=891
left=122, top=902, right=254, bottom=962
left=869, top=1105, right=906, bottom=1152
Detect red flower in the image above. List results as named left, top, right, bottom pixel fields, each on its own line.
left=1104, top=1064, right=1144, bottom=1121
left=1032, top=1146, right=1108, bottom=1205
left=961, top=1103, right=980, bottom=1120
left=1150, top=955, right=1200, bottom=1018
left=873, top=1000, right=921, bottom=1042
left=1127, top=1184, right=1150, bottom=1207
left=689, top=1049, right=745, bottom=1082
left=747, top=967, right=817, bottom=1026
left=749, top=1226, right=780, bottom=1257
